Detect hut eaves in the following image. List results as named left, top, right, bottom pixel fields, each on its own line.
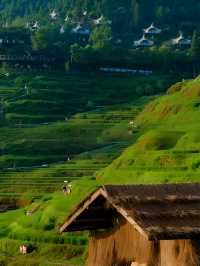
left=60, top=183, right=200, bottom=241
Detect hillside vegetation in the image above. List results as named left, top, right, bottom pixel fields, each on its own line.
left=0, top=73, right=174, bottom=170
left=0, top=72, right=175, bottom=265
left=100, top=76, right=200, bottom=184
left=1, top=73, right=200, bottom=265
left=2, top=0, right=200, bottom=34
left=0, top=71, right=198, bottom=265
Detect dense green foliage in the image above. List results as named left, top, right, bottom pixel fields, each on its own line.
left=0, top=1, right=200, bottom=75
left=1, top=0, right=200, bottom=34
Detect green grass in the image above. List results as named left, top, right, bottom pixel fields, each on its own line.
left=0, top=73, right=177, bottom=124
left=100, top=76, right=200, bottom=184
left=0, top=72, right=180, bottom=265
left=0, top=238, right=86, bottom=266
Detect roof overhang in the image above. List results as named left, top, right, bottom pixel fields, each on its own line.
left=59, top=186, right=148, bottom=239
left=60, top=183, right=200, bottom=241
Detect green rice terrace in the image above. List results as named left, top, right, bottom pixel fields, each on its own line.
left=0, top=71, right=197, bottom=265
left=100, top=76, right=200, bottom=183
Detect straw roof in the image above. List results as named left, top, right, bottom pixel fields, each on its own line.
left=172, top=32, right=191, bottom=45
left=134, top=35, right=154, bottom=47
left=144, top=23, right=162, bottom=34
left=60, top=183, right=200, bottom=240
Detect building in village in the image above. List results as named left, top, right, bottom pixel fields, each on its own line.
left=71, top=24, right=91, bottom=45
left=93, top=15, right=112, bottom=25
left=60, top=26, right=65, bottom=34
left=60, top=183, right=200, bottom=266
left=0, top=38, right=25, bottom=45
left=133, top=35, right=154, bottom=48
left=0, top=28, right=29, bottom=45
left=28, top=21, right=40, bottom=32
left=99, top=67, right=152, bottom=75
left=50, top=10, right=58, bottom=21
left=171, top=32, right=192, bottom=47
left=143, top=23, right=162, bottom=35
left=72, top=24, right=90, bottom=36
left=93, top=15, right=104, bottom=25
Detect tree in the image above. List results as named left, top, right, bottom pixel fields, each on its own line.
left=31, top=25, right=69, bottom=58
left=32, top=27, right=54, bottom=51
left=90, top=24, right=112, bottom=49
left=155, top=5, right=170, bottom=23
left=70, top=43, right=82, bottom=64
left=190, top=30, right=200, bottom=77
left=190, top=31, right=200, bottom=58
left=131, top=0, right=140, bottom=27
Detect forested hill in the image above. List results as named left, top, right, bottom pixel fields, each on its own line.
left=1, top=0, right=200, bottom=33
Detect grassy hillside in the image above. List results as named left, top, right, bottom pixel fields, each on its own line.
left=0, top=73, right=175, bottom=170
left=0, top=72, right=177, bottom=265
left=2, top=73, right=200, bottom=265
left=2, top=74, right=173, bottom=123
left=0, top=74, right=197, bottom=265
left=100, top=76, right=200, bottom=184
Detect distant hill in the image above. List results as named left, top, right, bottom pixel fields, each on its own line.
left=100, top=76, right=200, bottom=183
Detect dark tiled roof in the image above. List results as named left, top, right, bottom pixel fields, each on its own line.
left=60, top=183, right=200, bottom=240
left=104, top=183, right=200, bottom=240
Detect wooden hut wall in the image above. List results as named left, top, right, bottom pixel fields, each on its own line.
left=86, top=219, right=200, bottom=266
left=86, top=219, right=155, bottom=266
left=159, top=240, right=199, bottom=266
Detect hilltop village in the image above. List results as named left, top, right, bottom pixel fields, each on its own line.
left=0, top=8, right=198, bottom=75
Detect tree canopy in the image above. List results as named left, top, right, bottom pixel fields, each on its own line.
left=1, top=0, right=200, bottom=35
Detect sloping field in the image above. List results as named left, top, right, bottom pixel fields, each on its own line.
left=100, top=77, right=200, bottom=184
left=0, top=72, right=179, bottom=265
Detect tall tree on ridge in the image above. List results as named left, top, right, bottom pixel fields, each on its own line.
left=190, top=30, right=200, bottom=77
left=131, top=0, right=140, bottom=28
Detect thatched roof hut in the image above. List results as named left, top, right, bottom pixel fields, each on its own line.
left=143, top=23, right=162, bottom=35
left=172, top=31, right=191, bottom=47
left=133, top=35, right=154, bottom=48
left=60, top=183, right=200, bottom=266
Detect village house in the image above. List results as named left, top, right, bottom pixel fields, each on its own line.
left=0, top=38, right=25, bottom=45
left=71, top=24, right=90, bottom=44
left=29, top=21, right=40, bottom=32
left=171, top=32, right=192, bottom=47
left=93, top=15, right=104, bottom=25
left=60, top=26, right=65, bottom=34
left=143, top=23, right=162, bottom=35
left=99, top=67, right=152, bottom=75
left=72, top=24, right=90, bottom=36
left=93, top=15, right=112, bottom=25
left=133, top=35, right=154, bottom=48
left=60, top=183, right=200, bottom=266
left=50, top=10, right=58, bottom=21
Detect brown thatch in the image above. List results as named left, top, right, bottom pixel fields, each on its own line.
left=60, top=183, right=200, bottom=240
left=87, top=219, right=200, bottom=266
left=87, top=219, right=155, bottom=266
left=104, top=184, right=200, bottom=240
left=60, top=183, right=200, bottom=266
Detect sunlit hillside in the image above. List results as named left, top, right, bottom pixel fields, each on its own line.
left=100, top=77, right=200, bottom=184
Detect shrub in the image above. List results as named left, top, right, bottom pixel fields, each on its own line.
left=167, top=82, right=183, bottom=94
